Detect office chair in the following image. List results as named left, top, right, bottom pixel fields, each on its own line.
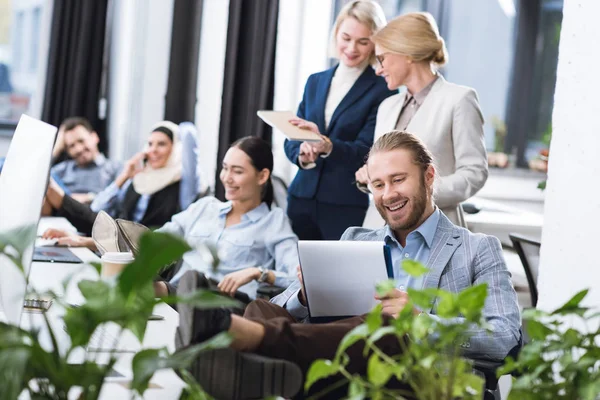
left=509, top=233, right=541, bottom=307
left=471, top=330, right=524, bottom=400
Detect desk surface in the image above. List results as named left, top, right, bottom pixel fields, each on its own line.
left=25, top=218, right=185, bottom=398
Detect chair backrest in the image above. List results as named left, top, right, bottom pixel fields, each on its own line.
left=271, top=175, right=288, bottom=211
left=509, top=233, right=541, bottom=307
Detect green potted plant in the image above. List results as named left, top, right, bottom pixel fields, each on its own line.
left=499, top=289, right=600, bottom=400
left=305, top=261, right=488, bottom=400
left=0, top=225, right=238, bottom=400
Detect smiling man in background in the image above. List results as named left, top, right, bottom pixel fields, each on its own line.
left=50, top=117, right=121, bottom=204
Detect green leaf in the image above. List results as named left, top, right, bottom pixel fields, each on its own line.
left=366, top=305, right=382, bottom=333
left=436, top=291, right=459, bottom=318
left=402, top=260, right=429, bottom=277
left=367, top=354, right=392, bottom=387
left=457, top=284, right=488, bottom=320
left=164, top=288, right=243, bottom=310
left=375, top=279, right=396, bottom=297
left=411, top=313, right=432, bottom=340
left=419, top=354, right=435, bottom=369
left=0, top=224, right=37, bottom=256
left=0, top=323, right=32, bottom=400
left=579, top=379, right=600, bottom=400
left=525, top=320, right=553, bottom=341
left=366, top=326, right=397, bottom=348
left=348, top=380, right=366, bottom=399
left=305, top=359, right=340, bottom=392
left=119, top=232, right=191, bottom=296
left=537, top=180, right=546, bottom=190
left=521, top=308, right=548, bottom=320
left=335, top=324, right=369, bottom=361
left=551, top=289, right=589, bottom=315
left=407, top=288, right=438, bottom=310
left=131, top=333, right=232, bottom=394
left=178, top=369, right=213, bottom=400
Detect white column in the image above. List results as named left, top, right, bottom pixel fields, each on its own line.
left=194, top=0, right=230, bottom=191
left=272, top=0, right=333, bottom=184
left=107, top=0, right=173, bottom=162
left=537, top=0, right=600, bottom=311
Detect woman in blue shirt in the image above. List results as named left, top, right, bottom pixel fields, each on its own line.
left=284, top=1, right=395, bottom=240
left=155, top=136, right=299, bottom=300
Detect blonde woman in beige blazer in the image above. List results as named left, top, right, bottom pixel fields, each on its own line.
left=356, top=12, right=488, bottom=227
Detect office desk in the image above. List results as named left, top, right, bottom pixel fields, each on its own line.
left=25, top=219, right=186, bottom=398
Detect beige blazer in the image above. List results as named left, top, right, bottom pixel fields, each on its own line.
left=366, top=75, right=488, bottom=227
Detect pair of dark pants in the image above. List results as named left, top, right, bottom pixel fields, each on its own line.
left=244, top=299, right=412, bottom=398
left=287, top=195, right=367, bottom=240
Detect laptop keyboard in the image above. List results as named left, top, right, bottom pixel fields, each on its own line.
left=33, top=247, right=83, bottom=263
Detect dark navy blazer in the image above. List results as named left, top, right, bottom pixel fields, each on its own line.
left=284, top=65, right=395, bottom=208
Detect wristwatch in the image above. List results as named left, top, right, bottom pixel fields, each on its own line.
left=256, top=266, right=269, bottom=283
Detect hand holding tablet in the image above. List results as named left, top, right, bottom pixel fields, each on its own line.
left=257, top=110, right=323, bottom=142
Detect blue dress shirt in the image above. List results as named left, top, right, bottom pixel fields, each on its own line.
left=159, top=197, right=299, bottom=299
left=384, top=208, right=440, bottom=289
left=51, top=154, right=121, bottom=194
left=90, top=122, right=201, bottom=220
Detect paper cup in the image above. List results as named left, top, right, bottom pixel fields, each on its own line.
left=101, top=252, right=134, bottom=278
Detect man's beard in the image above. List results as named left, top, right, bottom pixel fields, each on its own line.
left=376, top=176, right=428, bottom=232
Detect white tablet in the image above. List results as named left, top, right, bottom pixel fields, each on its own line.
left=257, top=110, right=323, bottom=142
left=298, top=241, right=391, bottom=322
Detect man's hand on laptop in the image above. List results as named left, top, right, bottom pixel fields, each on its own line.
left=375, top=289, right=420, bottom=319
left=296, top=266, right=307, bottom=306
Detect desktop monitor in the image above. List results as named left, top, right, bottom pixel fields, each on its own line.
left=0, top=115, right=57, bottom=325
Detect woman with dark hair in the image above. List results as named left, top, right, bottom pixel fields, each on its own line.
left=45, top=136, right=299, bottom=301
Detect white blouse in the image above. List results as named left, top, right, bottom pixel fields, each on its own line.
left=324, top=60, right=369, bottom=129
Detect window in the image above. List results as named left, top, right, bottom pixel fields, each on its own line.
left=30, top=7, right=42, bottom=72
left=0, top=0, right=49, bottom=126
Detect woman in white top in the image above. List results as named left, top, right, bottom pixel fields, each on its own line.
left=355, top=12, right=488, bottom=227
left=283, top=0, right=395, bottom=240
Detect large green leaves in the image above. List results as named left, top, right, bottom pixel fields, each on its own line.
left=118, top=232, right=191, bottom=297
left=304, top=359, right=341, bottom=392
left=0, top=323, right=32, bottom=400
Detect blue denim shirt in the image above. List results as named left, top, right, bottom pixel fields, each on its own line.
left=158, top=197, right=299, bottom=299
left=90, top=122, right=201, bottom=221
left=51, top=154, right=121, bottom=194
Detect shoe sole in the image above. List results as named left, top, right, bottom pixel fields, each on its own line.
left=176, top=270, right=199, bottom=350
left=91, top=211, right=128, bottom=255
left=189, top=347, right=303, bottom=400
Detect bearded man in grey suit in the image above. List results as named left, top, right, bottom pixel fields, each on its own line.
left=174, top=131, right=521, bottom=400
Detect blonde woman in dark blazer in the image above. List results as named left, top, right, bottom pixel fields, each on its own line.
left=356, top=12, right=488, bottom=227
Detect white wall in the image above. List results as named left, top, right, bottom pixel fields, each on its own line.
left=273, top=0, right=333, bottom=184
left=107, top=0, right=173, bottom=162
left=537, top=0, right=600, bottom=311
left=194, top=0, right=230, bottom=191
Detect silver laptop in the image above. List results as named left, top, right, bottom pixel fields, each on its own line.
left=298, top=240, right=391, bottom=323
left=0, top=115, right=57, bottom=325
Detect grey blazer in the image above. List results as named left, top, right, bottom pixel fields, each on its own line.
left=271, top=212, right=521, bottom=361
left=367, top=75, right=488, bottom=227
